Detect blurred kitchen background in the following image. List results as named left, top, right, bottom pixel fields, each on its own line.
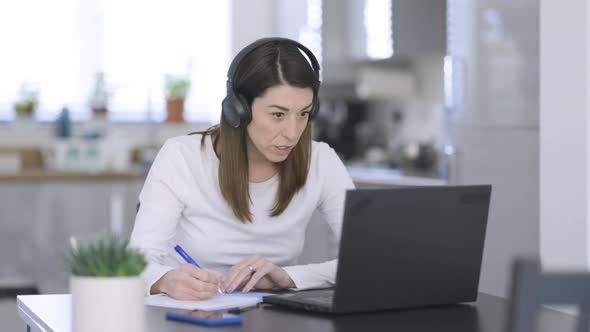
left=0, top=0, right=550, bottom=313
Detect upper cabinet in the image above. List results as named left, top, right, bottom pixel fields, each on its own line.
left=321, top=0, right=447, bottom=84
left=392, top=0, right=447, bottom=56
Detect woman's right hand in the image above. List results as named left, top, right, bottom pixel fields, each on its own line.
left=151, top=264, right=223, bottom=300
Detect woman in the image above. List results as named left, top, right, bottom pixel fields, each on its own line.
left=129, top=38, right=355, bottom=300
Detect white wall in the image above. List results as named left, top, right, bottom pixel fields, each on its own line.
left=230, top=0, right=310, bottom=54
left=275, top=0, right=308, bottom=40
left=230, top=0, right=276, bottom=54
left=540, top=0, right=590, bottom=270
left=449, top=0, right=540, bottom=298
left=404, top=55, right=445, bottom=146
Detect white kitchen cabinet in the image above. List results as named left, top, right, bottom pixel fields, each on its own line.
left=0, top=178, right=143, bottom=293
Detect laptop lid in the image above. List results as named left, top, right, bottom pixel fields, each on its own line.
left=331, top=185, right=491, bottom=313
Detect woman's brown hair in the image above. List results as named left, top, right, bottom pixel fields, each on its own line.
left=196, top=40, right=319, bottom=223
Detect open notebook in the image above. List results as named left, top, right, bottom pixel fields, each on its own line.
left=145, top=292, right=270, bottom=311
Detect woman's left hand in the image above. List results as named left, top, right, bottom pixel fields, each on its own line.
left=223, top=256, right=296, bottom=293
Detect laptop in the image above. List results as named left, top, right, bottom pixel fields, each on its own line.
left=263, top=185, right=491, bottom=314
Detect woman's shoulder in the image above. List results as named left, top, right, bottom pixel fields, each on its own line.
left=310, top=141, right=354, bottom=189
left=311, top=140, right=341, bottom=165
left=163, top=133, right=211, bottom=149
left=165, top=133, right=204, bottom=146
left=311, top=140, right=329, bottom=153
left=160, top=134, right=211, bottom=158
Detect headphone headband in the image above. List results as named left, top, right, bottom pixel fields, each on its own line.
left=226, top=37, right=320, bottom=88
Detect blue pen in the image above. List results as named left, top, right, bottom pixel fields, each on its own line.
left=174, top=245, right=224, bottom=294
left=174, top=245, right=201, bottom=267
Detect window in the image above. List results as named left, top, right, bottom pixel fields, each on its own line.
left=364, top=0, right=393, bottom=59
left=299, top=0, right=323, bottom=79
left=445, top=0, right=467, bottom=116
left=0, top=0, right=231, bottom=123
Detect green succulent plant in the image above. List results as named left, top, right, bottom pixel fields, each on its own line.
left=164, top=74, right=191, bottom=100
left=14, top=82, right=39, bottom=115
left=66, top=237, right=146, bottom=277
left=89, top=71, right=111, bottom=109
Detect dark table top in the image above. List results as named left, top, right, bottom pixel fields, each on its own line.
left=144, top=293, right=574, bottom=332
left=18, top=292, right=575, bottom=332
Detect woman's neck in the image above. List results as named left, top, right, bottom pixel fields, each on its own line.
left=245, top=134, right=278, bottom=183
left=248, top=159, right=277, bottom=183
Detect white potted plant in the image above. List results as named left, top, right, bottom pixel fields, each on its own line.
left=67, top=237, right=146, bottom=332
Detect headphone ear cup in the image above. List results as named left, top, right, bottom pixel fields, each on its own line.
left=234, top=93, right=251, bottom=126
left=221, top=94, right=240, bottom=128
left=309, top=95, right=320, bottom=120
left=222, top=93, right=250, bottom=128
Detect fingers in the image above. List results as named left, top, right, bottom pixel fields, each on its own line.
left=222, top=257, right=252, bottom=292
left=242, top=261, right=275, bottom=293
left=174, top=288, right=216, bottom=301
left=222, top=260, right=244, bottom=292
left=223, top=267, right=252, bottom=293
left=166, top=264, right=223, bottom=300
left=182, top=264, right=222, bottom=284
left=166, top=275, right=215, bottom=300
left=223, top=256, right=263, bottom=293
left=210, top=270, right=224, bottom=282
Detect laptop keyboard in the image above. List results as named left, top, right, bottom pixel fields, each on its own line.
left=263, top=289, right=335, bottom=312
left=294, top=289, right=334, bottom=306
left=303, top=296, right=333, bottom=305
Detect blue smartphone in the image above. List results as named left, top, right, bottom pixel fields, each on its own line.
left=165, top=310, right=242, bottom=326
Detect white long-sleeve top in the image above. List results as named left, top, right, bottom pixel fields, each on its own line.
left=129, top=134, right=355, bottom=295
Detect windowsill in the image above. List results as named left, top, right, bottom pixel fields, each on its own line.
left=0, top=120, right=214, bottom=148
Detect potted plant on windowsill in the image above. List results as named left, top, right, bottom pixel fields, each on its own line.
left=66, top=237, right=146, bottom=332
left=14, top=82, right=39, bottom=119
left=164, top=74, right=191, bottom=123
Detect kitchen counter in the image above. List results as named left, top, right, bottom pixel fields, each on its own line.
left=0, top=166, right=444, bottom=186
left=347, top=165, right=447, bottom=187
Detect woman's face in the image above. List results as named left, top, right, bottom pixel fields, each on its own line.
left=246, top=83, right=314, bottom=164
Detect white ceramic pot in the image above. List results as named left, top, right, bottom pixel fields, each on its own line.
left=70, top=276, right=145, bottom=332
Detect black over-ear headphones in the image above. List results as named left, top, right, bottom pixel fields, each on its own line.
left=221, top=37, right=321, bottom=128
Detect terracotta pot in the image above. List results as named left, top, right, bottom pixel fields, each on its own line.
left=166, top=98, right=185, bottom=123
left=92, top=107, right=108, bottom=117
left=15, top=104, right=34, bottom=118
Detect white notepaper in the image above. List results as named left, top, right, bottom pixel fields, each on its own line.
left=145, top=292, right=269, bottom=311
